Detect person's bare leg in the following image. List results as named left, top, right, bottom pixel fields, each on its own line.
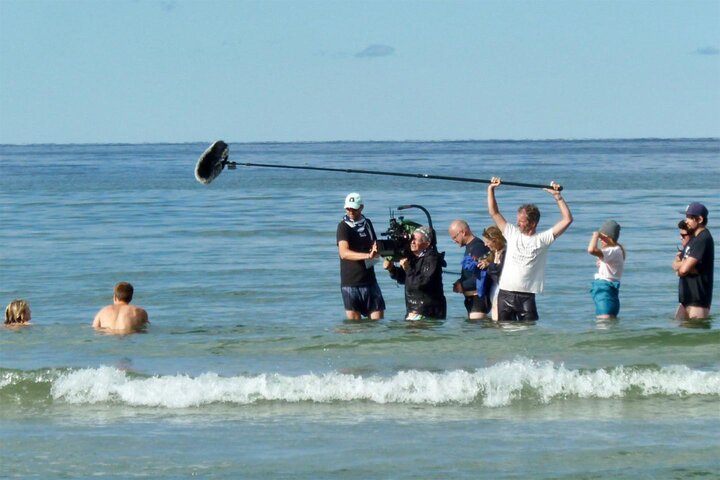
left=686, top=306, right=710, bottom=320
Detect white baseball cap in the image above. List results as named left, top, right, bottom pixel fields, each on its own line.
left=344, top=192, right=363, bottom=209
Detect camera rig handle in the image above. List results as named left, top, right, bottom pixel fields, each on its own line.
left=397, top=204, right=435, bottom=248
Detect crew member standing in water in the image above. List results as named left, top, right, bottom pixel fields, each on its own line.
left=487, top=177, right=573, bottom=321
left=587, top=220, right=626, bottom=319
left=448, top=220, right=491, bottom=320
left=673, top=203, right=714, bottom=320
left=477, top=225, right=507, bottom=321
left=384, top=226, right=447, bottom=320
left=336, top=192, right=385, bottom=320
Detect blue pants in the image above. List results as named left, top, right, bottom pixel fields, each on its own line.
left=590, top=279, right=620, bottom=316
left=341, top=282, right=385, bottom=317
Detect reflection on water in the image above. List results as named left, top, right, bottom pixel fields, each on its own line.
left=678, top=318, right=713, bottom=330
left=404, top=318, right=446, bottom=332
left=595, top=318, right=620, bottom=330
left=496, top=321, right=536, bottom=332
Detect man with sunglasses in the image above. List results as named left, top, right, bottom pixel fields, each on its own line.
left=336, top=192, right=385, bottom=320
left=673, top=203, right=714, bottom=320
left=677, top=220, right=691, bottom=249
left=448, top=219, right=491, bottom=320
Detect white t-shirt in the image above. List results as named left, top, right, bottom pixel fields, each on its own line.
left=499, top=223, right=555, bottom=294
left=594, top=245, right=624, bottom=282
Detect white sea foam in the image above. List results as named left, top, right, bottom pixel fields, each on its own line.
left=49, top=358, right=720, bottom=408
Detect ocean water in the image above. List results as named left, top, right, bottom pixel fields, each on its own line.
left=1, top=139, right=718, bottom=479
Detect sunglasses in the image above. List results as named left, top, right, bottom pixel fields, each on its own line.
left=680, top=233, right=689, bottom=238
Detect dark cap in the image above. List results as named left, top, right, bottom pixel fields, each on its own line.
left=685, top=202, right=708, bottom=218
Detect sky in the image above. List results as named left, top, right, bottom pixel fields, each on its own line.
left=0, top=0, right=718, bottom=144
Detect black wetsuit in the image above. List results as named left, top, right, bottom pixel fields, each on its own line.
left=389, top=249, right=447, bottom=319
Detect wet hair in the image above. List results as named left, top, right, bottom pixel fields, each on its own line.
left=518, top=204, right=540, bottom=226
left=114, top=282, right=134, bottom=303
left=482, top=225, right=506, bottom=250
left=5, top=299, right=30, bottom=325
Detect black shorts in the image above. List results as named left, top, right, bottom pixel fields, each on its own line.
left=497, top=290, right=538, bottom=321
left=341, top=282, right=385, bottom=317
left=464, top=295, right=490, bottom=315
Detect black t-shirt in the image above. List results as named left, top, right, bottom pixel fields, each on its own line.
left=679, top=228, right=714, bottom=308
left=336, top=218, right=378, bottom=287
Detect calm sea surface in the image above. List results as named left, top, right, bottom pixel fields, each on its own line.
left=1, top=140, right=719, bottom=479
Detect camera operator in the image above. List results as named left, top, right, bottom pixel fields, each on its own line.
left=383, top=226, right=447, bottom=320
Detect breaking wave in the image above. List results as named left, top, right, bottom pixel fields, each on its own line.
left=3, top=358, right=719, bottom=409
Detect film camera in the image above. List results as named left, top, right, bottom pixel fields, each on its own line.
left=375, top=205, right=435, bottom=261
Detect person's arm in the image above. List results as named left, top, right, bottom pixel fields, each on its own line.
left=544, top=182, right=573, bottom=238
left=384, top=258, right=401, bottom=282
left=460, top=254, right=482, bottom=290
left=587, top=232, right=603, bottom=259
left=337, top=222, right=379, bottom=261
left=387, top=258, right=406, bottom=283
left=487, top=177, right=507, bottom=232
left=673, top=232, right=706, bottom=276
left=338, top=240, right=378, bottom=261
left=673, top=253, right=700, bottom=277
left=92, top=310, right=103, bottom=329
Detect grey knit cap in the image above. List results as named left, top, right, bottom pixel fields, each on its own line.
left=599, top=220, right=621, bottom=242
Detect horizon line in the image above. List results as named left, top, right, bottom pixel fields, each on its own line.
left=1, top=136, right=719, bottom=147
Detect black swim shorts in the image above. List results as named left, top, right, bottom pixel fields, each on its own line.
left=497, top=289, right=539, bottom=321
left=464, top=295, right=490, bottom=315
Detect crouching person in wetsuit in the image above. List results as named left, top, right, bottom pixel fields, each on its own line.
left=383, top=226, right=447, bottom=320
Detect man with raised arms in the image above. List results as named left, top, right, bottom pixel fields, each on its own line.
left=487, top=177, right=572, bottom=321
left=93, top=281, right=149, bottom=333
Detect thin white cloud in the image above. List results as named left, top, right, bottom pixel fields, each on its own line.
left=355, top=44, right=395, bottom=58
left=693, top=46, right=719, bottom=55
